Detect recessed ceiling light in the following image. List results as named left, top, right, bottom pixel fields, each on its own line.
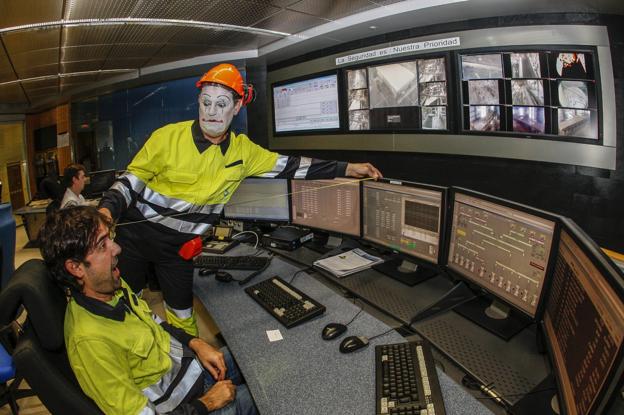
left=369, top=25, right=377, bottom=30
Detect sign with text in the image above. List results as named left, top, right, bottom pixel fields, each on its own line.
left=336, top=37, right=460, bottom=65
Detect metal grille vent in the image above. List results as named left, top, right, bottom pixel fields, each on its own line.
left=417, top=318, right=535, bottom=404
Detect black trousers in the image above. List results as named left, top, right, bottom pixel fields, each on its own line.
left=115, top=224, right=195, bottom=310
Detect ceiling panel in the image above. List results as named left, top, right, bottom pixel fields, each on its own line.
left=200, top=0, right=282, bottom=26
left=102, top=58, right=149, bottom=70
left=0, top=47, right=17, bottom=83
left=22, top=78, right=58, bottom=91
left=251, top=9, right=329, bottom=33
left=63, top=26, right=121, bottom=47
left=287, top=0, right=376, bottom=20
left=60, top=74, right=99, bottom=91
left=130, top=0, right=215, bottom=20
left=66, top=0, right=141, bottom=19
left=1, top=28, right=60, bottom=56
left=0, top=83, right=28, bottom=104
left=167, top=26, right=265, bottom=47
left=113, top=25, right=181, bottom=44
left=61, top=45, right=112, bottom=62
left=145, top=44, right=231, bottom=66
left=0, top=0, right=63, bottom=29
left=16, top=64, right=59, bottom=80
left=107, top=43, right=162, bottom=59
left=61, top=60, right=105, bottom=74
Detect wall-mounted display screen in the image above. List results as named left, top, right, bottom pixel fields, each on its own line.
left=461, top=54, right=503, bottom=79
left=346, top=55, right=449, bottom=131
left=273, top=74, right=340, bottom=133
left=460, top=49, right=598, bottom=141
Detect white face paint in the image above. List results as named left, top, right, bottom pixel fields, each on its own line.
left=198, top=84, right=241, bottom=142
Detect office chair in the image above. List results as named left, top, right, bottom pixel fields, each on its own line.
left=0, top=259, right=103, bottom=414
left=0, top=340, right=35, bottom=415
left=0, top=203, right=16, bottom=289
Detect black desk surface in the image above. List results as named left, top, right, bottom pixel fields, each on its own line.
left=193, top=244, right=494, bottom=415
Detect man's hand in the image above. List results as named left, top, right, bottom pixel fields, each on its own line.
left=346, top=162, right=383, bottom=180
left=189, top=338, right=227, bottom=381
left=199, top=380, right=236, bottom=411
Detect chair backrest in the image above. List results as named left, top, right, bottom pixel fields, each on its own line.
left=45, top=198, right=61, bottom=216
left=0, top=259, right=103, bottom=414
left=0, top=203, right=16, bottom=289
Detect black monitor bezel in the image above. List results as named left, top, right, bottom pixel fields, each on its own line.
left=445, top=186, right=561, bottom=320
left=271, top=70, right=343, bottom=136
left=223, top=177, right=292, bottom=223
left=86, top=169, right=117, bottom=196
left=289, top=177, right=362, bottom=238
left=541, top=217, right=624, bottom=415
left=361, top=178, right=448, bottom=267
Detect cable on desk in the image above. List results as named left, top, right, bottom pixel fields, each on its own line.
left=367, top=327, right=397, bottom=342
left=475, top=388, right=556, bottom=401
left=233, top=231, right=259, bottom=249
left=344, top=308, right=364, bottom=326
left=289, top=267, right=313, bottom=284
left=237, top=255, right=273, bottom=286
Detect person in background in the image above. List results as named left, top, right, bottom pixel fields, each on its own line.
left=60, top=164, right=88, bottom=209
left=39, top=206, right=256, bottom=415
left=99, top=63, right=383, bottom=335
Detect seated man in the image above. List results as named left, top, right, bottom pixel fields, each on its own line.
left=39, top=206, right=256, bottom=415
left=60, top=164, right=88, bottom=209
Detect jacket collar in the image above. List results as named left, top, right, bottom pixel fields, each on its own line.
left=71, top=288, right=131, bottom=322
left=191, top=120, right=230, bottom=156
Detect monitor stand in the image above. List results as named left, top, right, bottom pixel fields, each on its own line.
left=453, top=296, right=531, bottom=340
left=511, top=375, right=560, bottom=415
left=372, top=258, right=438, bottom=287
left=305, top=233, right=343, bottom=254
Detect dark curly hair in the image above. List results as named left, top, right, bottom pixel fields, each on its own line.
left=39, top=206, right=111, bottom=291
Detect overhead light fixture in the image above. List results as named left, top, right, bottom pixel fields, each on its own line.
left=0, top=18, right=291, bottom=38
left=0, top=69, right=137, bottom=88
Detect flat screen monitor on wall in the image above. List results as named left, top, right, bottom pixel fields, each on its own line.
left=446, top=188, right=558, bottom=340
left=541, top=218, right=624, bottom=415
left=272, top=73, right=340, bottom=133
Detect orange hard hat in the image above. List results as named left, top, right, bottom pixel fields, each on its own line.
left=196, top=63, right=254, bottom=105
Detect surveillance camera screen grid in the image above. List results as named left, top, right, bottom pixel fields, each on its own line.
left=461, top=50, right=598, bottom=140
left=363, top=181, right=443, bottom=264
left=447, top=192, right=556, bottom=317
left=346, top=56, right=447, bottom=131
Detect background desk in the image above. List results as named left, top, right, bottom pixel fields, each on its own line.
left=14, top=202, right=47, bottom=243
left=193, top=244, right=494, bottom=415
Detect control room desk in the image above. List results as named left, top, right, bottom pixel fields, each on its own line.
left=193, top=244, right=494, bottom=415
left=14, top=202, right=48, bottom=242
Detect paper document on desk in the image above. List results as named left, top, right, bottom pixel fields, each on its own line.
left=313, top=248, right=384, bottom=277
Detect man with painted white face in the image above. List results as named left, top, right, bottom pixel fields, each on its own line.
left=99, top=63, right=382, bottom=335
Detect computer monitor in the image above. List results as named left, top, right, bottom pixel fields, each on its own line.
left=272, top=73, right=341, bottom=133
left=290, top=178, right=360, bottom=239
left=447, top=188, right=558, bottom=339
left=362, top=179, right=446, bottom=286
left=84, top=169, right=116, bottom=198
left=541, top=218, right=624, bottom=415
left=223, top=178, right=290, bottom=222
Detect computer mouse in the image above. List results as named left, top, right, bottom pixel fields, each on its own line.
left=215, top=271, right=234, bottom=283
left=322, top=323, right=347, bottom=340
left=339, top=336, right=369, bottom=354
left=199, top=268, right=215, bottom=277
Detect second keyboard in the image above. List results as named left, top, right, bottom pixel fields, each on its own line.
left=193, top=255, right=270, bottom=270
left=245, top=276, right=326, bottom=328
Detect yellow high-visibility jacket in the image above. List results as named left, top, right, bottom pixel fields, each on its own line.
left=100, top=120, right=346, bottom=239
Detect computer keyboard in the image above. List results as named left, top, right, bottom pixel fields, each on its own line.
left=245, top=276, right=326, bottom=328
left=193, top=255, right=270, bottom=270
left=376, top=341, right=446, bottom=415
